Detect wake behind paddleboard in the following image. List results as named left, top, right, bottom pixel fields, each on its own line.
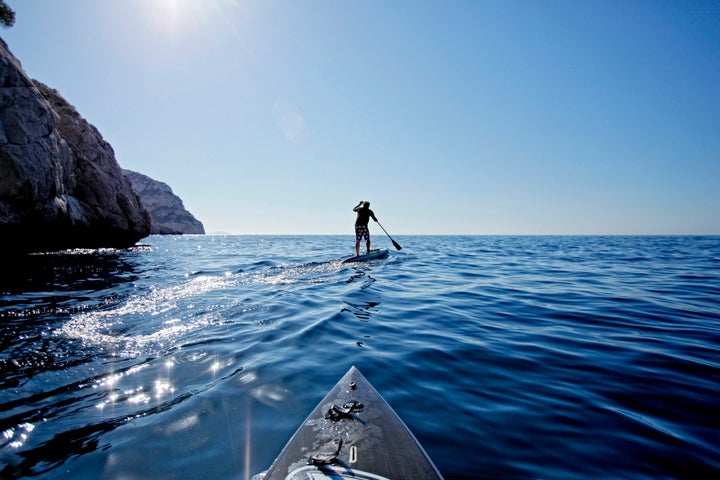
left=254, top=366, right=444, bottom=480
left=342, top=249, right=389, bottom=264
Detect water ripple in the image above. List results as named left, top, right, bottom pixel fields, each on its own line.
left=1, top=235, right=719, bottom=479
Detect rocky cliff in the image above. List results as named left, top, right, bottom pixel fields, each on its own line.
left=123, top=170, right=204, bottom=235
left=0, top=39, right=151, bottom=253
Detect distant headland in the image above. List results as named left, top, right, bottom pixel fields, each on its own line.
left=123, top=169, right=204, bottom=235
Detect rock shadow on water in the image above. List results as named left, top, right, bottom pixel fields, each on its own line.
left=0, top=248, right=152, bottom=401
left=0, top=247, right=146, bottom=297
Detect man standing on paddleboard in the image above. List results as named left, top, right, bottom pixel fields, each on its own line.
left=353, top=201, right=378, bottom=256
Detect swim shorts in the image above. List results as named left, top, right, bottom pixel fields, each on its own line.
left=355, top=224, right=370, bottom=242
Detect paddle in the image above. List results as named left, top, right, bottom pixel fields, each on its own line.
left=375, top=220, right=402, bottom=250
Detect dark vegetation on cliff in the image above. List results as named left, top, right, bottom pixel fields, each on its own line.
left=0, top=1, right=14, bottom=29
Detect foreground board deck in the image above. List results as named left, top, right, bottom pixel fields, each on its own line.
left=256, top=366, right=444, bottom=480
left=342, top=249, right=389, bottom=264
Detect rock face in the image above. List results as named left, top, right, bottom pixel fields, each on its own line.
left=123, top=170, right=205, bottom=235
left=0, top=39, right=150, bottom=253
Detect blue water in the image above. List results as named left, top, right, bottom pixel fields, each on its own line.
left=1, top=235, right=719, bottom=479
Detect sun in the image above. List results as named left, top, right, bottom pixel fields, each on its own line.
left=138, top=0, right=244, bottom=41
left=150, top=0, right=197, bottom=35
left=144, top=0, right=212, bottom=37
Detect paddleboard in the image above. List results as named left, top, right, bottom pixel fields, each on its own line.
left=254, top=366, right=444, bottom=480
left=342, top=249, right=389, bottom=264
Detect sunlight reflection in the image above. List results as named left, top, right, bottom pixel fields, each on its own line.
left=128, top=387, right=151, bottom=405
left=250, top=383, right=287, bottom=408
left=247, top=261, right=340, bottom=286
left=103, top=373, right=122, bottom=387
left=238, top=371, right=258, bottom=384
left=93, top=363, right=160, bottom=411
left=165, top=414, right=199, bottom=434
left=3, top=423, right=35, bottom=449
left=244, top=399, right=251, bottom=480
left=237, top=370, right=287, bottom=408
left=55, top=274, right=236, bottom=356
left=154, top=379, right=175, bottom=399
left=210, top=360, right=221, bottom=375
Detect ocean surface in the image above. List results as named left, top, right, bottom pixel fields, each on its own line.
left=1, top=235, right=719, bottom=480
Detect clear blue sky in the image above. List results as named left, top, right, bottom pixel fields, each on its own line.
left=3, top=0, right=719, bottom=234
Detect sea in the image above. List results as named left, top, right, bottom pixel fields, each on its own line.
left=1, top=235, right=718, bottom=480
